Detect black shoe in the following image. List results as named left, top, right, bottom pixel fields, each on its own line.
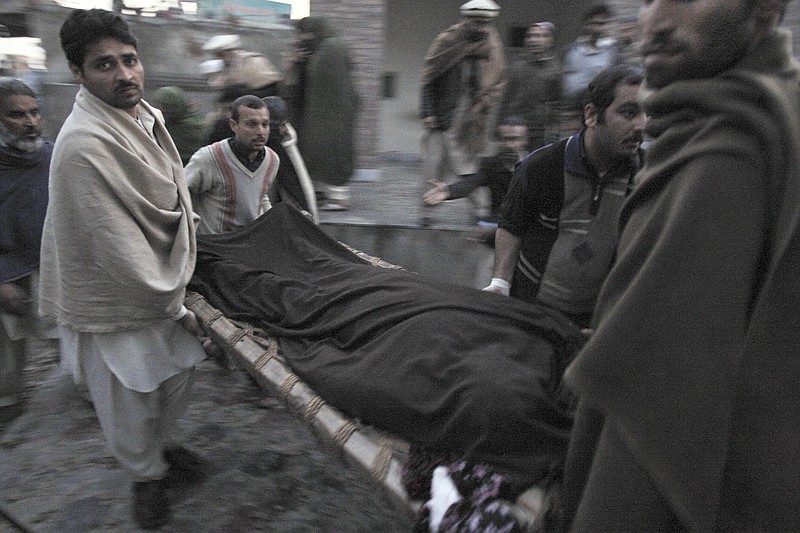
left=162, top=445, right=206, bottom=486
left=132, top=479, right=170, bottom=529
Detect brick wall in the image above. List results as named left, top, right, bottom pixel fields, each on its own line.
left=309, top=0, right=385, bottom=170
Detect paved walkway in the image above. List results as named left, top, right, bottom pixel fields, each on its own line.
left=317, top=156, right=479, bottom=230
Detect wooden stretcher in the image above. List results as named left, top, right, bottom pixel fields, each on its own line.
left=184, top=248, right=553, bottom=531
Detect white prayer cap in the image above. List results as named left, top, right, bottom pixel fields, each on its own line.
left=460, top=0, right=500, bottom=18
left=202, top=34, right=241, bottom=53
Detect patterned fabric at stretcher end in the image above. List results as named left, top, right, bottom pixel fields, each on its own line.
left=187, top=203, right=586, bottom=498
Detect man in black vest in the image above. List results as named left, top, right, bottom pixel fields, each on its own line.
left=484, top=65, right=645, bottom=328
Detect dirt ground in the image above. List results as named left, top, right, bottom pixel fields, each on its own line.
left=0, top=339, right=415, bottom=532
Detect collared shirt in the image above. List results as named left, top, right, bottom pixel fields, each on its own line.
left=228, top=137, right=265, bottom=172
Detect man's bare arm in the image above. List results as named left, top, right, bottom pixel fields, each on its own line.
left=484, top=227, right=521, bottom=295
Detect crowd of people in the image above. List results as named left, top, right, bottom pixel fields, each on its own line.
left=1, top=0, right=800, bottom=530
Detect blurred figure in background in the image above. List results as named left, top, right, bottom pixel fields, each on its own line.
left=153, top=86, right=205, bottom=165
left=0, top=77, right=57, bottom=424
left=561, top=4, right=618, bottom=128
left=419, top=0, right=506, bottom=225
left=202, top=34, right=282, bottom=98
left=612, top=14, right=643, bottom=69
left=263, top=95, right=318, bottom=223
left=283, top=16, right=360, bottom=211
left=204, top=83, right=249, bottom=145
left=499, top=22, right=561, bottom=153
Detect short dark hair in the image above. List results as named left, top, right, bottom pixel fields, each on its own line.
left=583, top=3, right=613, bottom=22
left=230, top=95, right=266, bottom=122
left=60, top=9, right=137, bottom=69
left=0, top=77, right=36, bottom=102
left=583, top=65, right=643, bottom=124
left=262, top=96, right=289, bottom=124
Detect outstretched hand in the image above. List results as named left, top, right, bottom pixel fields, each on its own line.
left=423, top=180, right=449, bottom=206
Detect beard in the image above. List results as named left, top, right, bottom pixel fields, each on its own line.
left=0, top=121, right=43, bottom=153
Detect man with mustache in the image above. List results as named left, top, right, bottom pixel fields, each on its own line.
left=0, top=77, right=57, bottom=425
left=485, top=65, right=645, bottom=330
left=39, top=9, right=216, bottom=529
left=562, top=0, right=800, bottom=530
left=184, top=95, right=278, bottom=235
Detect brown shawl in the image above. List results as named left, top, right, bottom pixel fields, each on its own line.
left=565, top=29, right=800, bottom=531
left=421, top=21, right=506, bottom=151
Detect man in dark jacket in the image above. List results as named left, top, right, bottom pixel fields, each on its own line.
left=0, top=77, right=57, bottom=423
left=485, top=66, right=645, bottom=330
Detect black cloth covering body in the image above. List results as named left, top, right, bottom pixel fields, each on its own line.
left=189, top=204, right=585, bottom=494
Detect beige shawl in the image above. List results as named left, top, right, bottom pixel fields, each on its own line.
left=39, top=87, right=196, bottom=333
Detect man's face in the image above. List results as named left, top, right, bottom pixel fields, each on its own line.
left=462, top=17, right=493, bottom=42
left=0, top=94, right=43, bottom=152
left=587, top=83, right=646, bottom=160
left=525, top=26, right=553, bottom=56
left=230, top=106, right=270, bottom=155
left=69, top=37, right=144, bottom=117
left=496, top=125, right=528, bottom=164
left=639, top=0, right=757, bottom=89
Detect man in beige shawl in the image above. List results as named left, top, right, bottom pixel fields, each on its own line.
left=419, top=0, right=505, bottom=224
left=561, top=0, right=800, bottom=531
left=39, top=9, right=213, bottom=529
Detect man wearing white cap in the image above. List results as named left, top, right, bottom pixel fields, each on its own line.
left=202, top=34, right=282, bottom=98
left=419, top=0, right=506, bottom=225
